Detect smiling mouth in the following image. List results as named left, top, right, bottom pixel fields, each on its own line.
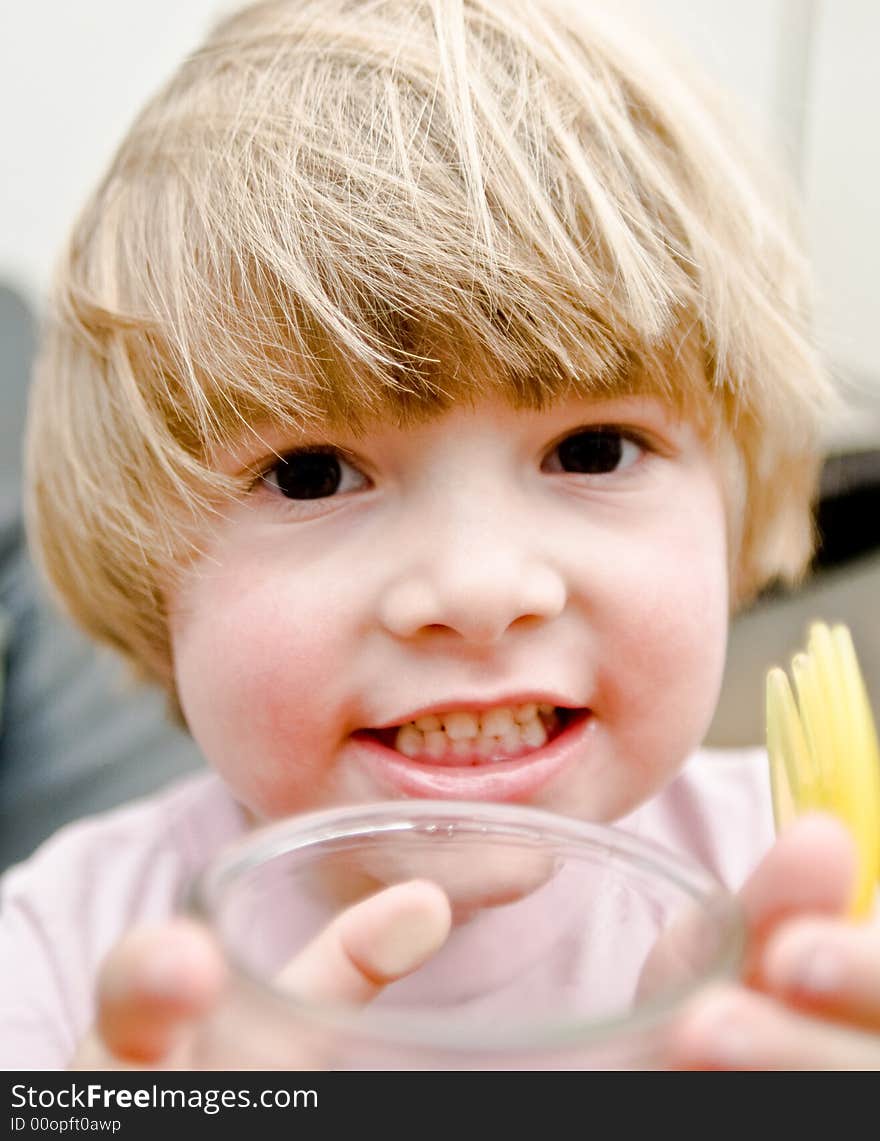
left=354, top=704, right=585, bottom=767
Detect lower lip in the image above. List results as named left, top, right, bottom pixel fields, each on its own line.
left=345, top=712, right=593, bottom=802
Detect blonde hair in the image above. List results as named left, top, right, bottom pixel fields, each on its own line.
left=26, top=0, right=832, bottom=698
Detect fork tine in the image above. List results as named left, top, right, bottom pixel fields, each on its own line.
left=790, top=651, right=828, bottom=804
left=831, top=624, right=880, bottom=912
left=807, top=622, right=848, bottom=809
left=766, top=667, right=813, bottom=829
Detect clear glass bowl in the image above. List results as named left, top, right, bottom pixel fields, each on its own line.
left=187, top=800, right=745, bottom=1069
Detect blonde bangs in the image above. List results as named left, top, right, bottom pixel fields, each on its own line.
left=28, top=0, right=832, bottom=689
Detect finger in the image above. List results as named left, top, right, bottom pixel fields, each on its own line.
left=737, top=813, right=856, bottom=981
left=96, top=919, right=227, bottom=1065
left=277, top=879, right=452, bottom=1004
left=761, top=916, right=880, bottom=1031
left=669, top=984, right=880, bottom=1070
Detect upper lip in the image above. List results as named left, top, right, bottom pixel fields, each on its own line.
left=364, top=693, right=586, bottom=731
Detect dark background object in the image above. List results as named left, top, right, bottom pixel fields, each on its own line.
left=814, top=450, right=880, bottom=570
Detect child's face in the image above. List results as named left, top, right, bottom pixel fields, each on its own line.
left=169, top=392, right=730, bottom=826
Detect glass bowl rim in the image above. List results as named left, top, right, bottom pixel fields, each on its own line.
left=187, top=799, right=746, bottom=1057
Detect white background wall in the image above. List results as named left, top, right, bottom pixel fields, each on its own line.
left=2, top=1, right=877, bottom=444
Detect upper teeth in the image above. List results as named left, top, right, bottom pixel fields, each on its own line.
left=413, top=703, right=553, bottom=738
left=394, top=702, right=556, bottom=760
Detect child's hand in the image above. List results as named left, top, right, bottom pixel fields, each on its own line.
left=668, top=815, right=880, bottom=1069
left=70, top=879, right=451, bottom=1069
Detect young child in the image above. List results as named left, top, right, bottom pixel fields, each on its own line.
left=4, top=0, right=878, bottom=1069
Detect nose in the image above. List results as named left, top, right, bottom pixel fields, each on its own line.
left=377, top=511, right=568, bottom=645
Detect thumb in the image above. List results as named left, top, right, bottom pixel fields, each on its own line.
left=277, top=878, right=453, bottom=1003
left=187, top=879, right=453, bottom=1070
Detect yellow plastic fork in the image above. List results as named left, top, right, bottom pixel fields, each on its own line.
left=766, top=621, right=880, bottom=917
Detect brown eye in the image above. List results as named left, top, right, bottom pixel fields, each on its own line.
left=544, top=429, right=641, bottom=475
left=263, top=450, right=367, bottom=500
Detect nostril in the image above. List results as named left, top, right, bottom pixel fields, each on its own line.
left=510, top=612, right=552, bottom=633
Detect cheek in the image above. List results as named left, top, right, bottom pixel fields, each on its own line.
left=591, top=496, right=730, bottom=767
left=170, top=563, right=354, bottom=816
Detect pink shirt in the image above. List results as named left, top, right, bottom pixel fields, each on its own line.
left=0, top=747, right=774, bottom=1069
